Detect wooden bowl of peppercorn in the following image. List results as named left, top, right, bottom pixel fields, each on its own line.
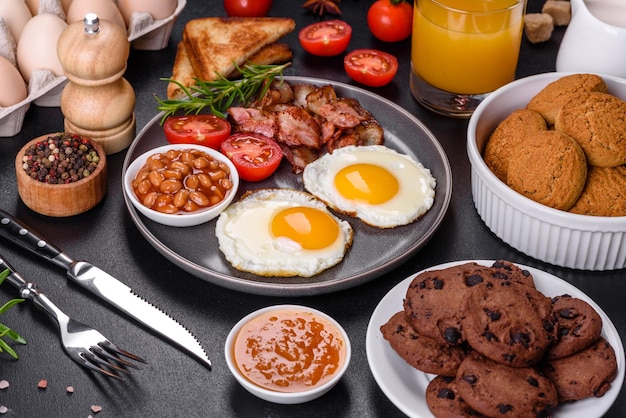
left=15, top=133, right=107, bottom=217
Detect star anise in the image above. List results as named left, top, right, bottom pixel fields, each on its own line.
left=302, top=0, right=342, bottom=16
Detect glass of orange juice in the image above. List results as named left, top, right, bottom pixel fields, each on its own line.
left=410, top=0, right=527, bottom=117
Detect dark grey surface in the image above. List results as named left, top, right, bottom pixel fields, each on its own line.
left=0, top=1, right=624, bottom=417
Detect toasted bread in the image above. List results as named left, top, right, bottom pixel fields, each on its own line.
left=167, top=41, right=293, bottom=100
left=183, top=17, right=295, bottom=82
left=167, top=41, right=197, bottom=99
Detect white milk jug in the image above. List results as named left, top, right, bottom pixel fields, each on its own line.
left=556, top=0, right=626, bottom=78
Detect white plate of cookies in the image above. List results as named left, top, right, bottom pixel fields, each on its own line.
left=366, top=260, right=625, bottom=418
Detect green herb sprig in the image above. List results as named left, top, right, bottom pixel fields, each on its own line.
left=0, top=269, right=26, bottom=360
left=154, top=62, right=291, bottom=123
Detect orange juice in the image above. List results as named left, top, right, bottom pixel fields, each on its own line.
left=412, top=0, right=525, bottom=95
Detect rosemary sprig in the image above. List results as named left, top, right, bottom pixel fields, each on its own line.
left=155, top=62, right=291, bottom=123
left=0, top=269, right=26, bottom=360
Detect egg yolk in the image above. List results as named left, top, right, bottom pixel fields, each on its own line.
left=334, top=163, right=399, bottom=204
left=271, top=206, right=339, bottom=250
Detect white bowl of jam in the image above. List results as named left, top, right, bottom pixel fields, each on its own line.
left=225, top=304, right=351, bottom=404
left=123, top=144, right=239, bottom=227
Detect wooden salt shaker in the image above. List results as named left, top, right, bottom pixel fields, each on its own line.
left=57, top=13, right=136, bottom=154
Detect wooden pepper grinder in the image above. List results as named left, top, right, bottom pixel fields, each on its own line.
left=57, top=13, right=136, bottom=155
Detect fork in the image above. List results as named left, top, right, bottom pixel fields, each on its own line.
left=0, top=255, right=145, bottom=378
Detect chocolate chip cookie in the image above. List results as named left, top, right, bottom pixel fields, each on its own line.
left=403, top=262, right=487, bottom=346
left=543, top=337, right=618, bottom=402
left=456, top=355, right=558, bottom=418
left=426, top=375, right=486, bottom=418
left=404, top=261, right=537, bottom=347
left=381, top=311, right=469, bottom=377
left=460, top=280, right=557, bottom=367
left=546, top=294, right=603, bottom=360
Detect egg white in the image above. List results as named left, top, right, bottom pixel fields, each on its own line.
left=215, top=189, right=353, bottom=277
left=302, top=145, right=436, bottom=228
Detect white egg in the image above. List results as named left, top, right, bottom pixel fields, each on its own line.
left=16, top=13, right=67, bottom=83
left=215, top=189, right=353, bottom=278
left=66, top=0, right=126, bottom=30
left=0, top=0, right=32, bottom=43
left=0, top=56, right=28, bottom=107
left=302, top=145, right=436, bottom=228
left=117, top=0, right=177, bottom=27
left=25, top=0, right=73, bottom=15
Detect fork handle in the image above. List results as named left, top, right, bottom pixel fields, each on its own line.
left=0, top=255, right=69, bottom=326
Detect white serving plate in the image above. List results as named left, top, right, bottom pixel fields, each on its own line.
left=366, top=260, right=625, bottom=418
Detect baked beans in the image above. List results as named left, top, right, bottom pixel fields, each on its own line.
left=132, top=149, right=234, bottom=214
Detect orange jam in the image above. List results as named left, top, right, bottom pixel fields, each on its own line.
left=233, top=308, right=346, bottom=393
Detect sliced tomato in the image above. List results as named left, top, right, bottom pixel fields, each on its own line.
left=298, top=20, right=352, bottom=57
left=163, top=115, right=231, bottom=149
left=220, top=133, right=283, bottom=182
left=344, top=49, right=399, bottom=87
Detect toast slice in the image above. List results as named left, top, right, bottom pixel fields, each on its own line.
left=182, top=16, right=295, bottom=82
left=167, top=41, right=293, bottom=99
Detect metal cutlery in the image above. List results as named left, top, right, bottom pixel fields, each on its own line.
left=0, top=209, right=212, bottom=369
left=0, top=255, right=145, bottom=378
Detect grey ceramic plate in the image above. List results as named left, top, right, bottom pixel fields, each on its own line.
left=122, top=76, right=452, bottom=296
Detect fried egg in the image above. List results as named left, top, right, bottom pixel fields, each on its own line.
left=215, top=189, right=353, bottom=277
left=302, top=145, right=436, bottom=228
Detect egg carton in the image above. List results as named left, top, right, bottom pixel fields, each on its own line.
left=0, top=0, right=186, bottom=137
left=127, top=0, right=186, bottom=50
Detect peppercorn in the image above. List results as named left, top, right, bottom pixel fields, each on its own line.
left=21, top=133, right=101, bottom=185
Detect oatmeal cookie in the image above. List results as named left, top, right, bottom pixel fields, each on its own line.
left=526, top=73, right=607, bottom=125
left=483, top=108, right=547, bottom=183
left=506, top=130, right=587, bottom=211
left=555, top=92, right=626, bottom=167
left=569, top=165, right=626, bottom=216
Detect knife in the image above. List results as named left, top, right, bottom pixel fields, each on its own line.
left=0, top=209, right=211, bottom=370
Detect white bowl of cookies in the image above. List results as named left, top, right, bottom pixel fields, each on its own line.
left=467, top=72, right=626, bottom=270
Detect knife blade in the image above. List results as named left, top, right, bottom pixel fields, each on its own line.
left=0, top=209, right=211, bottom=369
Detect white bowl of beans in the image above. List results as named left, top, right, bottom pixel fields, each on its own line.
left=123, top=144, right=239, bottom=227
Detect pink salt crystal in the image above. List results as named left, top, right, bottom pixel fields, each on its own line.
left=37, top=379, right=47, bottom=389
left=91, top=405, right=102, bottom=413
left=66, top=386, right=74, bottom=394
left=0, top=380, right=8, bottom=390
left=0, top=405, right=7, bottom=414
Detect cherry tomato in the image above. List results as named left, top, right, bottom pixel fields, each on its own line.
left=220, top=133, right=283, bottom=182
left=163, top=115, right=232, bottom=149
left=367, top=0, right=413, bottom=42
left=224, top=0, right=272, bottom=17
left=344, top=49, right=399, bottom=87
left=298, top=20, right=352, bottom=57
